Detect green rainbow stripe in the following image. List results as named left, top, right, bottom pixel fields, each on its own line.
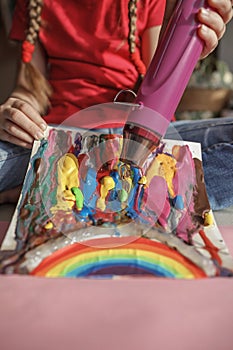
left=31, top=237, right=206, bottom=279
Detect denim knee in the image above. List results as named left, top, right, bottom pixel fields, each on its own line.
left=202, top=142, right=233, bottom=210
left=166, top=117, right=233, bottom=149
left=0, top=141, right=31, bottom=192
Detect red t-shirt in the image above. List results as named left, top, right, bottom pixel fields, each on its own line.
left=10, top=0, right=165, bottom=124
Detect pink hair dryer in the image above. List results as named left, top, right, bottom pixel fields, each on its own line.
left=121, top=0, right=207, bottom=167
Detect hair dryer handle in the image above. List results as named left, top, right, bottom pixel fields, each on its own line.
left=130, top=0, right=207, bottom=138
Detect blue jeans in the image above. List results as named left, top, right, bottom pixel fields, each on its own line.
left=0, top=141, right=31, bottom=192
left=0, top=117, right=233, bottom=210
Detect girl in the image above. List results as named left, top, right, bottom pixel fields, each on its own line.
left=0, top=0, right=232, bottom=208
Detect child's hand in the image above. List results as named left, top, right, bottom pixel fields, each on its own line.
left=198, top=0, right=233, bottom=59
left=0, top=97, right=47, bottom=149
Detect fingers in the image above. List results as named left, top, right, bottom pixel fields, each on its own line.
left=198, top=8, right=226, bottom=40
left=0, top=98, right=47, bottom=148
left=197, top=0, right=233, bottom=59
left=0, top=129, right=33, bottom=149
left=208, top=0, right=233, bottom=24
left=10, top=99, right=47, bottom=138
left=197, top=25, right=218, bottom=59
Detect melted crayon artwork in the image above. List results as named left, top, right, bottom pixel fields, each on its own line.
left=1, top=126, right=233, bottom=278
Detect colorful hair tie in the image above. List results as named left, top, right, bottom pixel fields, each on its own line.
left=22, top=40, right=35, bottom=63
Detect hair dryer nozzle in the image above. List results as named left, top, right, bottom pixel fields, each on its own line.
left=120, top=123, right=161, bottom=168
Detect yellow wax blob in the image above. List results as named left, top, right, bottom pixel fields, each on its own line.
left=204, top=211, right=214, bottom=226
left=44, top=221, right=54, bottom=230
left=51, top=153, right=82, bottom=213
left=96, top=175, right=115, bottom=211
left=145, top=153, right=176, bottom=198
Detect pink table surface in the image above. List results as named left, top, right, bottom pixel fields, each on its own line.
left=0, top=224, right=233, bottom=350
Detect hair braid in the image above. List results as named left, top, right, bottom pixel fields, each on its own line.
left=128, top=0, right=146, bottom=78
left=20, top=0, right=52, bottom=114
left=26, top=0, right=42, bottom=43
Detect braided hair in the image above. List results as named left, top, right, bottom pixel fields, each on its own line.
left=128, top=0, right=146, bottom=78
left=22, top=0, right=42, bottom=62
left=20, top=0, right=51, bottom=114
left=20, top=0, right=145, bottom=112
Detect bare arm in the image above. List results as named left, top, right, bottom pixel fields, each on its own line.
left=0, top=42, right=49, bottom=148
left=141, top=25, right=162, bottom=68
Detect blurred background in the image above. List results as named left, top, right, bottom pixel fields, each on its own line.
left=0, top=0, right=20, bottom=104
left=0, top=0, right=233, bottom=119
